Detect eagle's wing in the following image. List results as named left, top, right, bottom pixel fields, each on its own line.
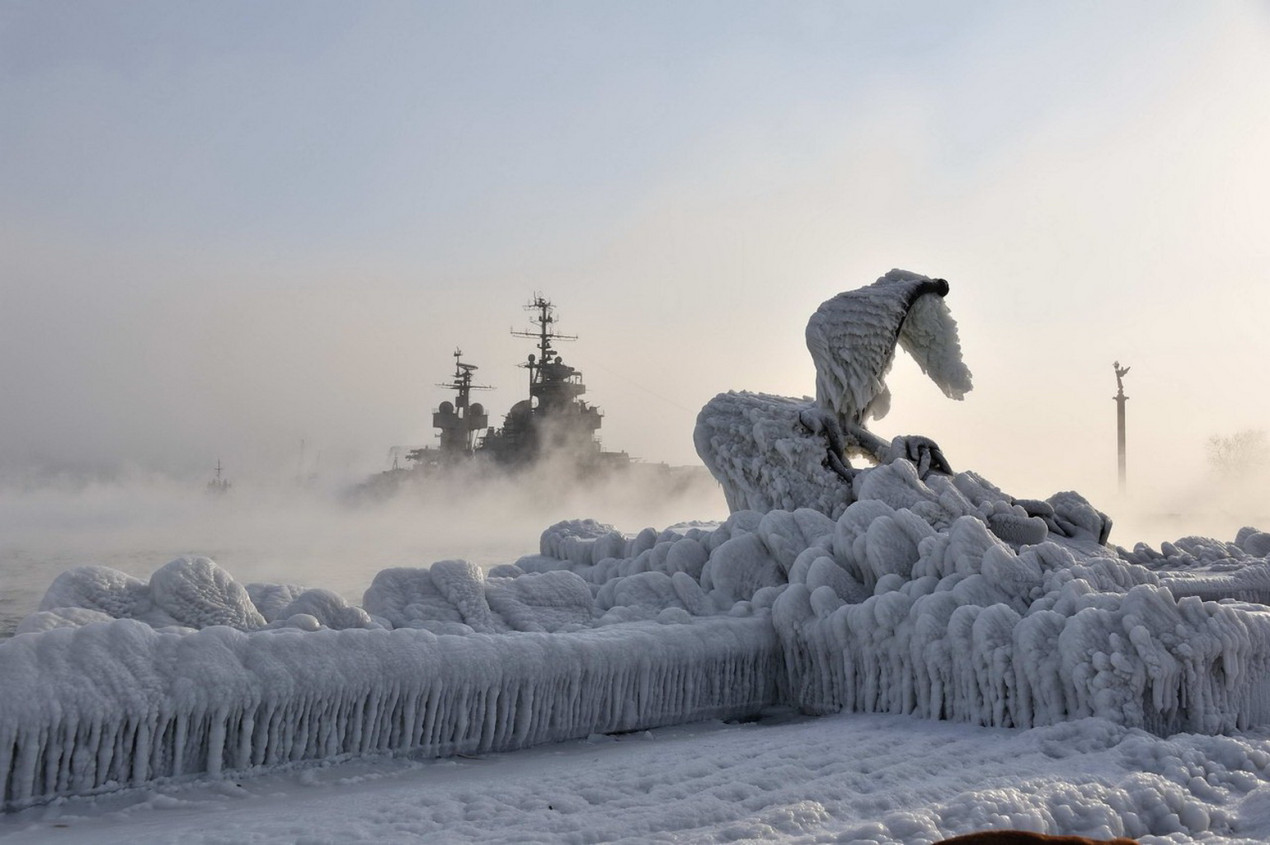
left=805, top=273, right=922, bottom=425
left=693, top=391, right=856, bottom=518
left=896, top=292, right=973, bottom=400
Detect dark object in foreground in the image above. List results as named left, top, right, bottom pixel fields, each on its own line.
left=935, top=832, right=1137, bottom=845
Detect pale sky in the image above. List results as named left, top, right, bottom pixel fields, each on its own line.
left=2, top=1, right=1269, bottom=518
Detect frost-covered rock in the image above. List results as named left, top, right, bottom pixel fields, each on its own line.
left=148, top=556, right=266, bottom=631
left=429, top=559, right=503, bottom=633
left=278, top=589, right=376, bottom=631
left=362, top=566, right=466, bottom=629
left=1240, top=529, right=1270, bottom=558
left=539, top=518, right=618, bottom=567
left=246, top=582, right=307, bottom=622
left=695, top=392, right=856, bottom=518
left=15, top=606, right=116, bottom=634
left=484, top=570, right=594, bottom=632
left=39, top=566, right=150, bottom=619
left=770, top=492, right=1270, bottom=734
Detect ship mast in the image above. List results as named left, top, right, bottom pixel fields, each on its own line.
left=512, top=295, right=578, bottom=408
left=207, top=459, right=230, bottom=494
left=478, top=294, right=602, bottom=465
left=440, top=348, right=491, bottom=415
left=431, top=349, right=491, bottom=458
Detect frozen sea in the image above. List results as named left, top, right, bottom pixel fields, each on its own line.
left=0, top=471, right=729, bottom=638
left=3, top=479, right=1250, bottom=639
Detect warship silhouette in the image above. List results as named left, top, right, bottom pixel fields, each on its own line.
left=358, top=295, right=706, bottom=499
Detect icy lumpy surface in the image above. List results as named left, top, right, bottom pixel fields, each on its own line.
left=149, top=556, right=266, bottom=630
left=8, top=455, right=1270, bottom=809
left=39, top=565, right=151, bottom=618
left=770, top=498, right=1270, bottom=735
left=0, top=614, right=780, bottom=810
left=23, top=554, right=596, bottom=637
left=522, top=468, right=1270, bottom=737
left=693, top=392, right=855, bottom=517
left=362, top=562, right=593, bottom=634
left=1118, top=530, right=1270, bottom=605
left=28, top=557, right=259, bottom=632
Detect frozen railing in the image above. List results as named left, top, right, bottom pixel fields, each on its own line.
left=0, top=616, right=780, bottom=810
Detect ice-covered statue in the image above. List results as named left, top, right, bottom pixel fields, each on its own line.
left=696, top=270, right=973, bottom=516
left=804, top=270, right=972, bottom=475
left=694, top=270, right=1111, bottom=546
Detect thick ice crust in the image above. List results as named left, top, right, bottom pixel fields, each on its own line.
left=0, top=616, right=779, bottom=810
left=694, top=391, right=855, bottom=517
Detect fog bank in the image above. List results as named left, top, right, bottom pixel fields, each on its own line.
left=0, top=466, right=728, bottom=635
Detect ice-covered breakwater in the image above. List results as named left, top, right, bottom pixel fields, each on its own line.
left=0, top=613, right=780, bottom=809
left=3, top=521, right=796, bottom=810
left=537, top=463, right=1270, bottom=738
left=8, top=459, right=1270, bottom=809
left=769, top=476, right=1270, bottom=737
left=685, top=269, right=1270, bottom=737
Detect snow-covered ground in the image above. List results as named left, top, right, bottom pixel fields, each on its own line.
left=4, top=709, right=1270, bottom=844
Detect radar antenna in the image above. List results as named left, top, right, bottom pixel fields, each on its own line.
left=511, top=294, right=576, bottom=371
left=437, top=348, right=492, bottom=412
left=426, top=349, right=493, bottom=459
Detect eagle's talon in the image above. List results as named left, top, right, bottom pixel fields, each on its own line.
left=799, top=407, right=856, bottom=482
left=886, top=435, right=953, bottom=479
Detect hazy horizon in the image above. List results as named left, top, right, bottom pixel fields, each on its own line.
left=3, top=2, right=1269, bottom=540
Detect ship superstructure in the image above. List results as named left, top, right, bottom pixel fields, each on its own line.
left=206, top=459, right=231, bottom=495
left=396, top=295, right=626, bottom=474
left=353, top=294, right=710, bottom=500
left=407, top=349, right=491, bottom=467
left=480, top=295, right=614, bottom=468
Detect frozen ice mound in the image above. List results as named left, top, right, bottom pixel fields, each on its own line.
left=770, top=496, right=1270, bottom=736
left=532, top=468, right=1270, bottom=738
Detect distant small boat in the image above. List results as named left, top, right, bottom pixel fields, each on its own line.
left=207, top=460, right=231, bottom=495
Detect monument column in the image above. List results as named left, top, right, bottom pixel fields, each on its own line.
left=1113, top=362, right=1130, bottom=492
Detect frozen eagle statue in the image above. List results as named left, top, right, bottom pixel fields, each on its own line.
left=695, top=269, right=973, bottom=518
left=805, top=269, right=973, bottom=472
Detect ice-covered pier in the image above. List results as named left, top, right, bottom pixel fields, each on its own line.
left=0, top=613, right=778, bottom=809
